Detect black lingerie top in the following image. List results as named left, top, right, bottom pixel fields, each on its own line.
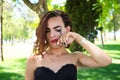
left=34, top=64, right=77, bottom=80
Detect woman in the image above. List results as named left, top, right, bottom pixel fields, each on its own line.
left=25, top=10, right=112, bottom=80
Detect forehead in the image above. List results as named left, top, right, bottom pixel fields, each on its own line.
left=47, top=16, right=64, bottom=28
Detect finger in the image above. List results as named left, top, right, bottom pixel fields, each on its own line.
left=56, top=34, right=64, bottom=46
left=67, top=37, right=74, bottom=44
left=59, top=34, right=68, bottom=47
left=62, top=33, right=67, bottom=44
left=62, top=42, right=67, bottom=47
left=65, top=33, right=69, bottom=44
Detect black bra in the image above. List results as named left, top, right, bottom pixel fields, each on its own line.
left=34, top=64, right=77, bottom=80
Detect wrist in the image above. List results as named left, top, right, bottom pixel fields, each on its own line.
left=80, top=38, right=86, bottom=46
left=75, top=34, right=84, bottom=44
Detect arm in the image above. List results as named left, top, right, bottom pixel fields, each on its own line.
left=74, top=33, right=112, bottom=67
left=58, top=31, right=112, bottom=68
left=25, top=56, right=34, bottom=80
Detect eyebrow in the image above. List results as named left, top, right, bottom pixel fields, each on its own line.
left=53, top=26, right=62, bottom=29
left=47, top=26, right=62, bottom=29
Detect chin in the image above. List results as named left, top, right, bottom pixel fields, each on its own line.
left=50, top=44, right=61, bottom=49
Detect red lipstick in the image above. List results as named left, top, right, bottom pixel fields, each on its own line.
left=50, top=39, right=58, bottom=43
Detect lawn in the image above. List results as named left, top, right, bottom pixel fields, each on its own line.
left=0, top=40, right=120, bottom=80
left=0, top=58, right=26, bottom=80
left=77, top=40, right=120, bottom=80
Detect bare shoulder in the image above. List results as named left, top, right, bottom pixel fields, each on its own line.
left=71, top=51, right=87, bottom=61
left=72, top=51, right=84, bottom=57
left=25, top=54, right=36, bottom=80
left=68, top=51, right=83, bottom=60
left=26, top=54, right=36, bottom=68
left=72, top=51, right=90, bottom=67
left=26, top=54, right=42, bottom=66
left=26, top=55, right=34, bottom=62
left=25, top=54, right=43, bottom=74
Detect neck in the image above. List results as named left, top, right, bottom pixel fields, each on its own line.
left=47, top=47, right=67, bottom=57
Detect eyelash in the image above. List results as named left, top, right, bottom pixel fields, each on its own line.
left=46, top=29, right=50, bottom=33
left=56, top=29, right=61, bottom=32
left=46, top=29, right=62, bottom=33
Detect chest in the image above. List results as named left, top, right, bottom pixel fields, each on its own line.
left=35, top=54, right=76, bottom=73
left=34, top=64, right=77, bottom=80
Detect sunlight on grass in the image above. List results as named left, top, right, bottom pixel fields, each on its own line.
left=3, top=43, right=33, bottom=58
left=95, top=40, right=120, bottom=64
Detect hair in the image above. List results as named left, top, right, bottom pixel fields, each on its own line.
left=33, top=10, right=72, bottom=56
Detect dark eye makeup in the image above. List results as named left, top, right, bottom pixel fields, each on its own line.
left=55, top=29, right=62, bottom=33
left=46, top=29, right=62, bottom=33
left=46, top=27, right=62, bottom=33
left=46, top=28, right=50, bottom=33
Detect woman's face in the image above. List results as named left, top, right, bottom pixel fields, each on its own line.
left=46, top=16, right=66, bottom=48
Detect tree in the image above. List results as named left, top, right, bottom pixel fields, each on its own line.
left=112, top=13, right=120, bottom=40
left=98, top=0, right=120, bottom=41
left=0, top=0, right=4, bottom=61
left=65, top=0, right=101, bottom=51
left=112, top=1, right=120, bottom=40
left=2, top=1, right=37, bottom=44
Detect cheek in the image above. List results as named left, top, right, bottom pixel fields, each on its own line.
left=55, top=31, right=62, bottom=37
left=46, top=31, right=62, bottom=40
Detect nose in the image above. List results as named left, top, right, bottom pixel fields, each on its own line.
left=50, top=30, right=54, bottom=37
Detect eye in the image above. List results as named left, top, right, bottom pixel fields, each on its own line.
left=46, top=29, right=50, bottom=33
left=56, top=29, right=62, bottom=33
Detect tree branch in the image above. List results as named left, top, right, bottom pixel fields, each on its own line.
left=23, top=0, right=38, bottom=12
left=23, top=0, right=48, bottom=18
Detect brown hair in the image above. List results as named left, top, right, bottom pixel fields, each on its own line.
left=33, top=10, right=72, bottom=56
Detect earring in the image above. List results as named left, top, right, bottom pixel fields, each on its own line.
left=44, top=40, right=47, bottom=44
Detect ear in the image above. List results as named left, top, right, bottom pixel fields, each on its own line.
left=65, top=26, right=71, bottom=32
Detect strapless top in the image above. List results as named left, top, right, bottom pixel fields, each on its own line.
left=34, top=64, right=77, bottom=80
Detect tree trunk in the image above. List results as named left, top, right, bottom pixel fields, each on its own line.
left=100, top=31, right=104, bottom=47
left=113, top=20, right=116, bottom=41
left=23, top=0, right=48, bottom=18
left=0, top=0, right=4, bottom=61
left=113, top=26, right=116, bottom=40
left=65, top=0, right=101, bottom=51
left=113, top=15, right=116, bottom=40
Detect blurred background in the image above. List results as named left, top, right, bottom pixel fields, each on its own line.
left=0, top=0, right=120, bottom=80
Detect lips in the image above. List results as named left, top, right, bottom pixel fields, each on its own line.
left=50, top=39, right=58, bottom=43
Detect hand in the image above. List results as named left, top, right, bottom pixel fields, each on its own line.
left=57, top=32, right=78, bottom=46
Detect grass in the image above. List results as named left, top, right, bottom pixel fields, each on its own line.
left=0, top=58, right=26, bottom=80
left=0, top=43, right=32, bottom=80
left=77, top=40, right=120, bottom=80
left=0, top=40, right=120, bottom=80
